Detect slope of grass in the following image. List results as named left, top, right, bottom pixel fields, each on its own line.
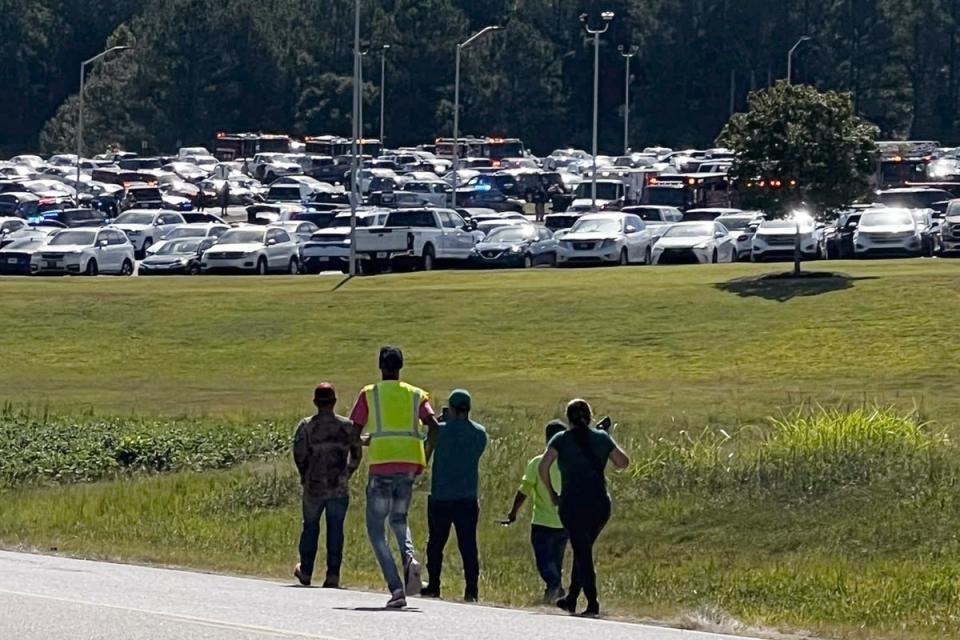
left=1, top=260, right=958, bottom=428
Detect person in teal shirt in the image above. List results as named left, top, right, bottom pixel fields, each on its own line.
left=503, top=420, right=569, bottom=602
left=421, top=389, right=487, bottom=602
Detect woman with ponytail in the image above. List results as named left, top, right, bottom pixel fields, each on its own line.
left=538, top=399, right=629, bottom=617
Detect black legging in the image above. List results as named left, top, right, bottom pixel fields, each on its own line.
left=560, top=496, right=611, bottom=608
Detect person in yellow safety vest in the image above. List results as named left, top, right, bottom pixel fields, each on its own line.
left=349, top=345, right=441, bottom=609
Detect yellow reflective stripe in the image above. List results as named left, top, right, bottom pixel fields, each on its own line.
left=411, top=391, right=421, bottom=436
left=372, top=385, right=384, bottom=435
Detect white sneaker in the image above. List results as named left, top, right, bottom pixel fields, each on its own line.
left=403, top=557, right=422, bottom=597
left=387, top=589, right=407, bottom=609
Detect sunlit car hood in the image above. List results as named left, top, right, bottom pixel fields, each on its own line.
left=756, top=227, right=813, bottom=237
left=475, top=240, right=530, bottom=251
left=0, top=239, right=46, bottom=253
left=142, top=253, right=193, bottom=264
left=857, top=224, right=915, bottom=234
left=655, top=236, right=711, bottom=249
left=38, top=243, right=92, bottom=253
left=562, top=231, right=619, bottom=242
left=207, top=242, right=264, bottom=252
left=114, top=223, right=153, bottom=232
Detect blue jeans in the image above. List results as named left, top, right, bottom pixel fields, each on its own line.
left=298, top=495, right=349, bottom=579
left=365, top=473, right=416, bottom=593
left=531, top=524, right=568, bottom=591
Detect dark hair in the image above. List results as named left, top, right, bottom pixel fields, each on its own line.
left=545, top=420, right=566, bottom=443
left=379, top=346, right=404, bottom=371
left=566, top=399, right=593, bottom=449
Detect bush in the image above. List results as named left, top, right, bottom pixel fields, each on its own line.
left=630, top=407, right=951, bottom=499
left=0, top=406, right=291, bottom=488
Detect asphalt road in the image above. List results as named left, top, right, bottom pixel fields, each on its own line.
left=0, top=551, right=749, bottom=640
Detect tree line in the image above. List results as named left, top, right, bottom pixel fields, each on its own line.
left=1, top=0, right=957, bottom=156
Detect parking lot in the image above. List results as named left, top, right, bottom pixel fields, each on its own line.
left=3, top=136, right=959, bottom=279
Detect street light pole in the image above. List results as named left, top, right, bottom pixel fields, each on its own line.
left=452, top=25, right=501, bottom=208
left=581, top=11, right=615, bottom=212
left=379, top=45, right=390, bottom=147
left=358, top=49, right=368, bottom=158
left=787, top=36, right=811, bottom=85
left=618, top=45, right=638, bottom=156
left=349, top=0, right=360, bottom=277
left=76, top=45, right=130, bottom=195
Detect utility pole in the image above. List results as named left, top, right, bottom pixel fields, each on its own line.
left=379, top=45, right=390, bottom=147
left=618, top=45, right=638, bottom=156
left=348, top=0, right=360, bottom=276
left=76, top=46, right=130, bottom=195
left=581, top=11, right=615, bottom=211
left=787, top=36, right=812, bottom=85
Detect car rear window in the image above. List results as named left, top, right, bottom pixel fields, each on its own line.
left=385, top=210, right=437, bottom=228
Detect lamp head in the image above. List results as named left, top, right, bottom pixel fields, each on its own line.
left=579, top=13, right=589, bottom=23
left=601, top=11, right=615, bottom=21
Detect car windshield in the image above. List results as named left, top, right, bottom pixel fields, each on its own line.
left=717, top=217, right=751, bottom=230
left=130, top=188, right=161, bottom=200
left=166, top=227, right=207, bottom=239
left=861, top=210, right=915, bottom=226
left=663, top=224, right=713, bottom=238
left=158, top=239, right=202, bottom=255
left=571, top=218, right=621, bottom=234
left=49, top=230, right=96, bottom=246
left=218, top=229, right=264, bottom=244
left=574, top=182, right=621, bottom=200
left=762, top=219, right=813, bottom=231
left=114, top=212, right=155, bottom=225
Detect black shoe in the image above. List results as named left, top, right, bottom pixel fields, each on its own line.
left=420, top=584, right=441, bottom=598
left=321, top=574, right=340, bottom=589
left=580, top=602, right=600, bottom=618
left=293, top=564, right=311, bottom=587
left=464, top=588, right=478, bottom=603
left=556, top=596, right=576, bottom=613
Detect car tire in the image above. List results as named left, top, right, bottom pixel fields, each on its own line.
left=549, top=252, right=558, bottom=267
left=711, top=249, right=718, bottom=264
left=523, top=254, right=533, bottom=269
left=85, top=259, right=98, bottom=276
left=730, top=249, right=738, bottom=263
left=420, top=245, right=435, bottom=271
left=289, top=257, right=299, bottom=275
left=141, top=239, right=153, bottom=259
left=644, top=246, right=652, bottom=265
left=619, top=248, right=629, bottom=266
left=256, top=257, right=268, bottom=275
left=120, top=259, right=134, bottom=276
left=188, top=264, right=201, bottom=276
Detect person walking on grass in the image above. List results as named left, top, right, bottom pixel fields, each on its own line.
left=502, top=420, right=568, bottom=602
left=292, top=383, right=362, bottom=589
left=421, top=390, right=487, bottom=602
left=539, top=399, right=629, bottom=618
left=350, top=346, right=440, bottom=609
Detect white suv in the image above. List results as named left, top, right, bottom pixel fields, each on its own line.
left=112, top=209, right=186, bottom=258
left=201, top=225, right=301, bottom=274
left=31, top=228, right=135, bottom=276
left=853, top=208, right=923, bottom=258
left=557, top=212, right=653, bottom=266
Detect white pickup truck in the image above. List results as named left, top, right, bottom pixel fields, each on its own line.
left=353, top=208, right=478, bottom=272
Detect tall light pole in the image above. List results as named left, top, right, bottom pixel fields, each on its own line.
left=452, top=25, right=501, bottom=207
left=348, top=0, right=361, bottom=277
left=379, top=45, right=390, bottom=148
left=787, top=36, right=811, bottom=85
left=581, top=11, right=615, bottom=211
left=76, top=45, right=130, bottom=194
left=618, top=44, right=638, bottom=156
left=358, top=48, right=368, bottom=158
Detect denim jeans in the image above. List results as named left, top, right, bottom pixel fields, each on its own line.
left=298, top=494, right=349, bottom=579
left=365, top=473, right=416, bottom=593
left=530, top=524, right=568, bottom=591
left=426, top=497, right=479, bottom=593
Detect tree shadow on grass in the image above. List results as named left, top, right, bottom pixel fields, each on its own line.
left=714, top=271, right=879, bottom=302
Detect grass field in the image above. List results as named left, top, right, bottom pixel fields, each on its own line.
left=2, top=260, right=960, bottom=638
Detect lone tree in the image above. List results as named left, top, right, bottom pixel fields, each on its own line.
left=717, top=81, right=878, bottom=217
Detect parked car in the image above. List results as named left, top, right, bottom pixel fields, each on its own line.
left=470, top=224, right=558, bottom=268
left=30, top=227, right=135, bottom=276
left=0, top=192, right=40, bottom=218
left=300, top=210, right=389, bottom=274
left=651, top=221, right=737, bottom=264
left=401, top=180, right=453, bottom=207
left=119, top=184, right=165, bottom=211
left=823, top=211, right=863, bottom=259
left=716, top=211, right=765, bottom=261
left=112, top=209, right=186, bottom=257
left=939, top=199, right=960, bottom=254
left=33, top=208, right=111, bottom=229
left=556, top=212, right=653, bottom=266
left=877, top=187, right=954, bottom=210
left=853, top=208, right=923, bottom=258
left=751, top=218, right=823, bottom=262
left=274, top=220, right=321, bottom=244
left=201, top=225, right=301, bottom=274
left=621, top=205, right=683, bottom=243
left=146, top=223, right=229, bottom=255
left=0, top=217, right=29, bottom=240
left=139, top=238, right=210, bottom=276
left=353, top=208, right=477, bottom=272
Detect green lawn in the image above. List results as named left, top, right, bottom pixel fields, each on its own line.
left=3, top=260, right=960, bottom=639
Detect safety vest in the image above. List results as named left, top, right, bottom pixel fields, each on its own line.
left=364, top=380, right=428, bottom=467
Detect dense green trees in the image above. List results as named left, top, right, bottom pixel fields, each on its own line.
left=2, top=0, right=958, bottom=155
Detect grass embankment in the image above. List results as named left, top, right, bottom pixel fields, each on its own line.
left=2, top=261, right=960, bottom=638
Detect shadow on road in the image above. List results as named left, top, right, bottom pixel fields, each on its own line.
left=714, top=271, right=878, bottom=302
left=333, top=607, right=422, bottom=613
